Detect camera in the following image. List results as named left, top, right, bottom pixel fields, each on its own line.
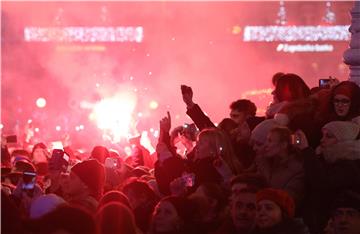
left=319, top=79, right=330, bottom=88
left=49, top=149, right=70, bottom=171
left=291, top=134, right=301, bottom=145
left=22, top=171, right=36, bottom=190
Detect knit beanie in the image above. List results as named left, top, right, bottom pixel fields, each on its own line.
left=71, top=159, right=105, bottom=199
left=251, top=119, right=281, bottom=145
left=331, top=190, right=360, bottom=212
left=30, top=194, right=66, bottom=219
left=333, top=82, right=354, bottom=99
left=256, top=188, right=295, bottom=218
left=323, top=121, right=360, bottom=142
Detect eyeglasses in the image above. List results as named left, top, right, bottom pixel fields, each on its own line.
left=333, top=98, right=351, bottom=105
left=333, top=209, right=360, bottom=219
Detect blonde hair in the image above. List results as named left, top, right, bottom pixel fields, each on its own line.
left=198, top=128, right=243, bottom=175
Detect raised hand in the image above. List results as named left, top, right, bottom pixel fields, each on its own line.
left=181, top=85, right=195, bottom=108
left=160, top=111, right=171, bottom=133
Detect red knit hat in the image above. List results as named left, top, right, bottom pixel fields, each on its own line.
left=256, top=188, right=295, bottom=218
left=71, top=159, right=105, bottom=199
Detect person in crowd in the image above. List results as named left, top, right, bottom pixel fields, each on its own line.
left=90, top=145, right=110, bottom=164
left=254, top=126, right=304, bottom=208
left=266, top=73, right=311, bottom=119
left=98, top=190, right=131, bottom=210
left=326, top=190, right=360, bottom=234
left=181, top=85, right=264, bottom=132
left=122, top=179, right=160, bottom=233
left=253, top=188, right=310, bottom=234
left=230, top=173, right=268, bottom=196
left=327, top=81, right=360, bottom=121
left=2, top=190, right=25, bottom=234
left=31, top=142, right=49, bottom=176
left=295, top=121, right=360, bottom=234
left=96, top=202, right=139, bottom=234
left=149, top=196, right=195, bottom=234
left=216, top=187, right=258, bottom=234
left=27, top=205, right=97, bottom=234
left=188, top=182, right=228, bottom=233
left=29, top=193, right=66, bottom=219
left=62, top=159, right=105, bottom=212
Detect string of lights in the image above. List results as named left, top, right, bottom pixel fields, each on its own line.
left=24, top=26, right=144, bottom=43
left=243, top=25, right=350, bottom=42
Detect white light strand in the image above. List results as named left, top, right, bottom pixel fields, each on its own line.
left=323, top=1, right=336, bottom=24
left=243, top=25, right=350, bottom=42
left=276, top=1, right=287, bottom=26
left=24, top=26, right=144, bottom=43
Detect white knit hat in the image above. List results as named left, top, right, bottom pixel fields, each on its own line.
left=323, top=121, right=360, bottom=142
left=251, top=119, right=281, bottom=144
left=30, top=194, right=66, bottom=219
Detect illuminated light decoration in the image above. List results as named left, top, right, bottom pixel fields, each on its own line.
left=276, top=43, right=334, bottom=53
left=35, top=128, right=39, bottom=132
left=276, top=1, right=287, bottom=25
left=79, top=125, right=84, bottom=130
left=28, top=119, right=33, bottom=124
left=36, top=97, right=47, bottom=108
left=56, top=126, right=61, bottom=131
left=149, top=101, right=159, bottom=110
left=91, top=93, right=137, bottom=143
left=96, top=83, right=100, bottom=88
left=75, top=126, right=80, bottom=131
left=232, top=26, right=242, bottom=35
left=243, top=25, right=350, bottom=42
left=323, top=1, right=336, bottom=24
left=0, top=124, right=3, bottom=129
left=148, top=72, right=152, bottom=75
left=137, top=112, right=143, bottom=117
left=154, top=130, right=159, bottom=138
left=150, top=128, right=154, bottom=133
left=24, top=26, right=144, bottom=43
left=241, top=88, right=273, bottom=99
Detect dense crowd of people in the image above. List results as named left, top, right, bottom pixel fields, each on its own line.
left=2, top=73, right=360, bottom=234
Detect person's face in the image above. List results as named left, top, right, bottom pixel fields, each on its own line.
left=33, top=148, right=47, bottom=164
left=231, top=193, right=257, bottom=231
left=194, top=136, right=212, bottom=160
left=63, top=172, right=87, bottom=197
left=152, top=201, right=181, bottom=233
left=333, top=94, right=351, bottom=117
left=263, top=132, right=286, bottom=158
left=321, top=128, right=338, bottom=148
left=251, top=139, right=265, bottom=157
left=230, top=109, right=247, bottom=125
left=256, top=200, right=283, bottom=229
left=333, top=208, right=360, bottom=234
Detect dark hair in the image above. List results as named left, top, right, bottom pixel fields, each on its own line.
left=122, top=180, right=158, bottom=201
left=11, top=149, right=31, bottom=158
left=230, top=173, right=268, bottom=191
left=99, top=191, right=131, bottom=210
left=272, top=72, right=285, bottom=86
left=230, top=99, right=257, bottom=117
left=218, top=118, right=238, bottom=135
left=91, top=145, right=110, bottom=164
left=96, top=202, right=137, bottom=234
left=273, top=73, right=310, bottom=102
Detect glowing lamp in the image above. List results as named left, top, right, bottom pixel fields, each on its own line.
left=149, top=101, right=158, bottom=110
left=36, top=98, right=46, bottom=108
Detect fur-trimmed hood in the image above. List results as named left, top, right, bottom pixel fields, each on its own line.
left=318, top=140, right=360, bottom=163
